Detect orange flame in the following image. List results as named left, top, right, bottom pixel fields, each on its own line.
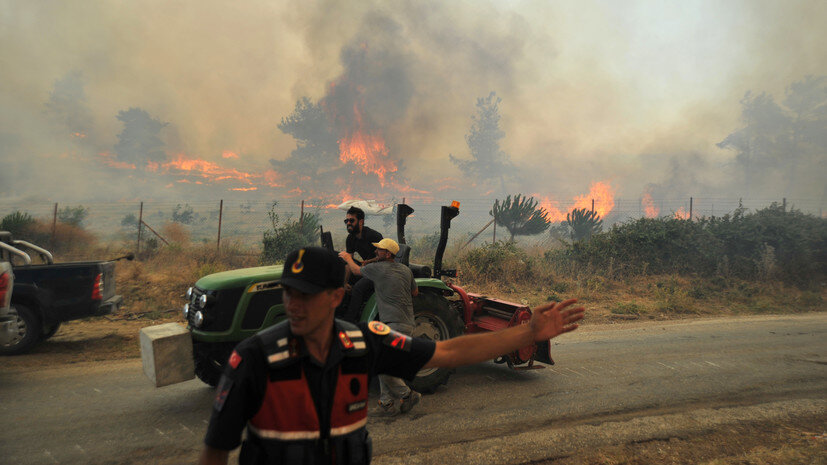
left=642, top=192, right=659, bottom=218
left=537, top=181, right=616, bottom=223
left=674, top=207, right=690, bottom=220
left=337, top=104, right=397, bottom=185
left=222, top=151, right=239, bottom=159
left=163, top=154, right=255, bottom=184
left=231, top=187, right=257, bottom=191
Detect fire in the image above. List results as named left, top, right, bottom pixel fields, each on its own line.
left=537, top=181, right=616, bottom=223
left=572, top=182, right=615, bottom=218
left=231, top=187, right=257, bottom=191
left=642, top=192, right=659, bottom=218
left=674, top=207, right=690, bottom=220
left=336, top=104, right=397, bottom=185
left=163, top=154, right=254, bottom=184
left=222, top=151, right=239, bottom=159
left=537, top=197, right=567, bottom=223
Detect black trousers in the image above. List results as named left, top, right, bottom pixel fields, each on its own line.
left=342, top=278, right=374, bottom=323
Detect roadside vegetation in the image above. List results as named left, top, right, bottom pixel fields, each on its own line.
left=2, top=202, right=825, bottom=327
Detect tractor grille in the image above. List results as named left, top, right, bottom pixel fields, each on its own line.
left=187, top=286, right=244, bottom=332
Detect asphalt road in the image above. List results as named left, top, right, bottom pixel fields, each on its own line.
left=1, top=314, right=825, bottom=465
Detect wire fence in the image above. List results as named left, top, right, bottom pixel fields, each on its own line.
left=1, top=196, right=823, bottom=256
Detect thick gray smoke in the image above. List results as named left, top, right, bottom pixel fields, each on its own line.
left=0, top=0, right=825, bottom=215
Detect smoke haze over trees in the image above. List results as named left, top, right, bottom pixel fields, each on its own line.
left=0, top=1, right=824, bottom=211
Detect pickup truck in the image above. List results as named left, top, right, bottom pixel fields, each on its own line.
left=0, top=231, right=129, bottom=355
left=0, top=261, right=13, bottom=346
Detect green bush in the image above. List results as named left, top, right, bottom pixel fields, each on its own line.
left=57, top=205, right=88, bottom=227
left=408, top=230, right=440, bottom=264
left=1, top=211, right=37, bottom=236
left=563, top=204, right=826, bottom=286
left=261, top=202, right=321, bottom=264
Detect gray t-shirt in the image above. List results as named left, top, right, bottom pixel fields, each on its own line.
left=361, top=260, right=417, bottom=327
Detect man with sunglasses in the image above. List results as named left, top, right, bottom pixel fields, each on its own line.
left=340, top=207, right=383, bottom=322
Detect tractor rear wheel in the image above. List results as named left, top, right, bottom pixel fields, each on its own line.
left=193, top=341, right=236, bottom=387
left=409, top=291, right=464, bottom=393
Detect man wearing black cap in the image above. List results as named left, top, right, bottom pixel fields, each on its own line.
left=199, top=247, right=585, bottom=465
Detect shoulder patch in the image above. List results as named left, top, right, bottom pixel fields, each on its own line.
left=368, top=321, right=391, bottom=335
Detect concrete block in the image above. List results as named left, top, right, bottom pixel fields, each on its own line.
left=140, top=323, right=195, bottom=387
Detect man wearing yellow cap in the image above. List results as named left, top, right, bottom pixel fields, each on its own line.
left=339, top=237, right=420, bottom=415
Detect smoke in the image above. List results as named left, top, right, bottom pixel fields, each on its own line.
left=0, top=0, right=824, bottom=213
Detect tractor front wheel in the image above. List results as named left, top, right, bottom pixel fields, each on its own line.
left=193, top=341, right=235, bottom=387
left=409, top=291, right=464, bottom=393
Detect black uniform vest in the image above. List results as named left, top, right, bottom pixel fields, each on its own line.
left=239, top=319, right=372, bottom=465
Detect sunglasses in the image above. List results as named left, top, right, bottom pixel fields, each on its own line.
left=344, top=218, right=357, bottom=224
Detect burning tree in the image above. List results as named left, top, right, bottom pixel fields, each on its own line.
left=450, top=92, right=516, bottom=195
left=490, top=194, right=550, bottom=241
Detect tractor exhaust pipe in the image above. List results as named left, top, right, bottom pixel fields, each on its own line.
left=396, top=204, right=415, bottom=244
left=434, top=201, right=460, bottom=278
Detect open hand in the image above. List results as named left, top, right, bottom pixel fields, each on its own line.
left=529, top=299, right=585, bottom=342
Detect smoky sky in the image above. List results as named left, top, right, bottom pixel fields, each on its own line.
left=0, top=0, right=825, bottom=211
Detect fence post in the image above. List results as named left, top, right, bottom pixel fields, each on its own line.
left=591, top=198, right=595, bottom=213
left=300, top=200, right=305, bottom=230
left=137, top=201, right=144, bottom=257
left=782, top=198, right=786, bottom=212
left=51, top=203, right=58, bottom=247
left=689, top=197, right=693, bottom=220
left=217, top=199, right=223, bottom=255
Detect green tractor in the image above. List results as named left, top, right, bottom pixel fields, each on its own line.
left=182, top=201, right=554, bottom=393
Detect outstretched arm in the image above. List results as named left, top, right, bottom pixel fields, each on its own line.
left=424, top=299, right=584, bottom=369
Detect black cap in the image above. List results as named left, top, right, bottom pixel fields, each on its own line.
left=280, top=247, right=345, bottom=294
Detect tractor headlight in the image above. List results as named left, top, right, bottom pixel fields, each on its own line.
left=193, top=311, right=204, bottom=328
left=186, top=287, right=193, bottom=300
left=199, top=294, right=209, bottom=307
left=183, top=303, right=190, bottom=319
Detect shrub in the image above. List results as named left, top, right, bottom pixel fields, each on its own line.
left=565, top=208, right=603, bottom=242
left=457, top=241, right=533, bottom=285
left=261, top=202, right=321, bottom=263
left=1, top=211, right=37, bottom=236
left=563, top=204, right=827, bottom=286
left=567, top=217, right=718, bottom=276
left=57, top=205, right=88, bottom=227
left=408, top=230, right=440, bottom=264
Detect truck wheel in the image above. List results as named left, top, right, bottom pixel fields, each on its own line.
left=193, top=341, right=236, bottom=387
left=0, top=304, right=42, bottom=355
left=42, top=322, right=62, bottom=340
left=409, top=292, right=464, bottom=393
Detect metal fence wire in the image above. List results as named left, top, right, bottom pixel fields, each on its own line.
left=0, top=196, right=823, bottom=256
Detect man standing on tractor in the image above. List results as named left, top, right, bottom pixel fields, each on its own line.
left=198, top=246, right=585, bottom=465
left=341, top=207, right=383, bottom=322
left=339, top=238, right=421, bottom=416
